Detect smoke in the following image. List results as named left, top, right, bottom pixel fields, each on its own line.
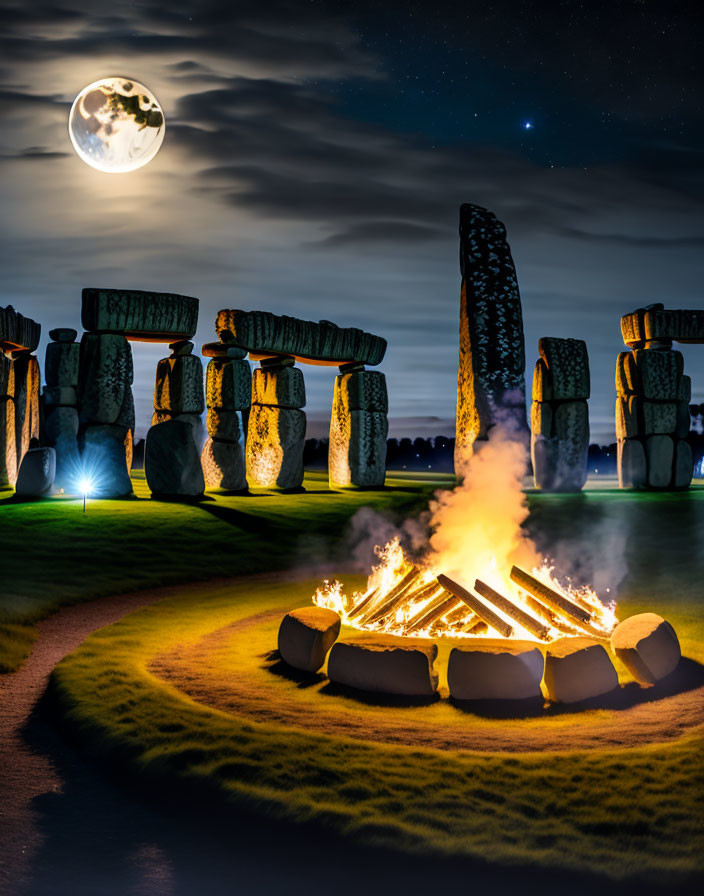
left=425, top=423, right=538, bottom=587
left=340, top=417, right=627, bottom=605
left=534, top=505, right=630, bottom=599
left=343, top=505, right=429, bottom=572
left=343, top=419, right=539, bottom=589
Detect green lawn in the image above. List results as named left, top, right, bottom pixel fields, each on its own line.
left=0, top=470, right=449, bottom=672
left=4, top=473, right=704, bottom=882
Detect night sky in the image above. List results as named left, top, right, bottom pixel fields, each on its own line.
left=1, top=0, right=702, bottom=441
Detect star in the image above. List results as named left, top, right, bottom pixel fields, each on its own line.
left=523, top=121, right=533, bottom=130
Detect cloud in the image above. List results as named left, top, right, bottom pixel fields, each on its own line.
left=313, top=221, right=448, bottom=247
left=0, top=0, right=702, bottom=442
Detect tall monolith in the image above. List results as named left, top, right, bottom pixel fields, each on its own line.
left=456, top=204, right=527, bottom=473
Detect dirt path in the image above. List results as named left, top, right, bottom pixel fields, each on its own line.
left=0, top=586, right=181, bottom=895
left=0, top=569, right=338, bottom=896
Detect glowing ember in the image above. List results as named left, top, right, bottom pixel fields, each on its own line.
left=313, top=426, right=618, bottom=643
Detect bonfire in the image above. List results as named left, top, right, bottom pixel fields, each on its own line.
left=313, top=427, right=618, bottom=644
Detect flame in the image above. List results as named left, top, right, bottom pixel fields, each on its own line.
left=313, top=426, right=619, bottom=642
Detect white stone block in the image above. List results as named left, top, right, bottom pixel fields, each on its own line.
left=278, top=607, right=341, bottom=673
left=610, top=613, right=680, bottom=685
left=327, top=640, right=438, bottom=696
left=542, top=637, right=618, bottom=703
left=447, top=642, right=543, bottom=700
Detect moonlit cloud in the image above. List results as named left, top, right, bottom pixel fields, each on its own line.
left=0, top=0, right=702, bottom=442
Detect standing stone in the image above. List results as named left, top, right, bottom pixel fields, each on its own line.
left=531, top=437, right=555, bottom=491
left=678, top=375, right=691, bottom=403
left=200, top=352, right=250, bottom=493
left=246, top=405, right=306, bottom=489
left=43, top=386, right=78, bottom=408
left=201, top=434, right=247, bottom=491
left=205, top=358, right=251, bottom=410
left=538, top=338, right=590, bottom=400
left=329, top=370, right=388, bottom=488
left=45, top=341, right=80, bottom=388
left=552, top=401, right=589, bottom=491
left=251, top=366, right=306, bottom=409
left=615, top=341, right=690, bottom=491
left=154, top=353, right=204, bottom=415
left=148, top=342, right=205, bottom=498
left=641, top=401, right=677, bottom=436
left=115, top=388, right=136, bottom=471
left=615, top=351, right=639, bottom=396
left=41, top=329, right=81, bottom=492
left=618, top=438, right=647, bottom=489
left=615, top=396, right=639, bottom=440
left=530, top=338, right=589, bottom=492
left=530, top=400, right=552, bottom=436
left=456, top=203, right=526, bottom=469
left=145, top=419, right=205, bottom=498
left=246, top=361, right=306, bottom=490
left=633, top=349, right=682, bottom=400
left=1, top=396, right=17, bottom=488
left=44, top=406, right=80, bottom=491
left=675, top=401, right=691, bottom=439
left=673, top=440, right=693, bottom=489
left=330, top=409, right=388, bottom=489
left=81, top=424, right=133, bottom=497
left=646, top=435, right=674, bottom=488
left=1, top=355, right=13, bottom=487
left=11, top=353, right=40, bottom=473
left=15, top=447, right=55, bottom=497
left=78, top=333, right=132, bottom=424
left=206, top=407, right=241, bottom=441
left=532, top=359, right=553, bottom=401
left=0, top=353, right=10, bottom=401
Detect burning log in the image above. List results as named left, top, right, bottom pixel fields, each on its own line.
left=437, top=574, right=514, bottom=638
left=346, top=588, right=379, bottom=621
left=474, top=579, right=551, bottom=641
left=361, top=567, right=425, bottom=624
left=404, top=592, right=461, bottom=633
left=443, top=603, right=477, bottom=627
left=368, top=582, right=442, bottom=629
left=510, top=566, right=591, bottom=626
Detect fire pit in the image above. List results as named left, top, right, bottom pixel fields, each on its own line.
left=276, top=429, right=681, bottom=705
left=275, top=539, right=681, bottom=704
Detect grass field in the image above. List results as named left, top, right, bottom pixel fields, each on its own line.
left=3, top=472, right=704, bottom=881
left=0, top=470, right=448, bottom=672
left=49, top=573, right=704, bottom=883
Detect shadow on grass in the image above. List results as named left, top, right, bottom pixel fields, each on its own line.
left=194, top=501, right=292, bottom=535
left=13, top=688, right=692, bottom=896
left=451, top=657, right=704, bottom=719
left=318, top=679, right=441, bottom=707
left=265, top=655, right=327, bottom=689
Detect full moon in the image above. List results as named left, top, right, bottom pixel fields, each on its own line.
left=68, top=77, right=165, bottom=173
